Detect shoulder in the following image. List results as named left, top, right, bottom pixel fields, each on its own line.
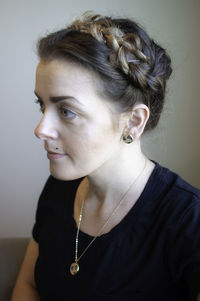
left=152, top=160, right=200, bottom=203
left=147, top=161, right=200, bottom=228
left=35, top=175, right=84, bottom=215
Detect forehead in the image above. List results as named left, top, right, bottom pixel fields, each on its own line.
left=36, top=59, right=99, bottom=96
left=36, top=59, right=124, bottom=125
left=35, top=59, right=123, bottom=121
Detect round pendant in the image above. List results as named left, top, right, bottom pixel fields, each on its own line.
left=70, top=262, right=79, bottom=275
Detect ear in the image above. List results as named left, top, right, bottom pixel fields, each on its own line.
left=124, top=104, right=150, bottom=139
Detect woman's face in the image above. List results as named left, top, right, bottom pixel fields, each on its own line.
left=34, top=59, right=126, bottom=180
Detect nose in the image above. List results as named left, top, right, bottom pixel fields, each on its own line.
left=34, top=113, right=59, bottom=141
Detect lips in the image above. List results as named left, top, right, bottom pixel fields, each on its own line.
left=47, top=151, right=67, bottom=160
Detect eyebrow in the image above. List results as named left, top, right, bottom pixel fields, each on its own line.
left=34, top=91, right=84, bottom=106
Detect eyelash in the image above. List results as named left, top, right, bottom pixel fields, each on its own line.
left=35, top=98, right=45, bottom=113
left=34, top=99, right=77, bottom=120
left=59, top=107, right=77, bottom=120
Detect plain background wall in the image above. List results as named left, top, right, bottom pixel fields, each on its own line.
left=0, top=0, right=199, bottom=238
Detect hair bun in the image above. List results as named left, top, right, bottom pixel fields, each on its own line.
left=37, top=11, right=173, bottom=132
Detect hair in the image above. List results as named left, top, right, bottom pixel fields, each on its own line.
left=37, top=11, right=172, bottom=132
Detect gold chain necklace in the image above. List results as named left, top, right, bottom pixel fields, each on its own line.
left=70, top=158, right=147, bottom=275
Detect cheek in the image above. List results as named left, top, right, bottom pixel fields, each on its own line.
left=74, top=124, right=119, bottom=156
left=60, top=109, right=121, bottom=157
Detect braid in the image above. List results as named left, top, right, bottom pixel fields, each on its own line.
left=37, top=11, right=172, bottom=132
left=68, top=12, right=156, bottom=92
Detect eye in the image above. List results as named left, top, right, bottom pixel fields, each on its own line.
left=35, top=98, right=45, bottom=113
left=59, top=107, right=77, bottom=120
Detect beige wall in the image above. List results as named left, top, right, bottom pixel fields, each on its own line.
left=0, top=0, right=199, bottom=238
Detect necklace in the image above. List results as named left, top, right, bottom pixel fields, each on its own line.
left=70, top=158, right=147, bottom=275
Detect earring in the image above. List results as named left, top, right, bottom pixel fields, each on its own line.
left=123, top=134, right=134, bottom=144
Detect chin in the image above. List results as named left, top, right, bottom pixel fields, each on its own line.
left=49, top=164, right=85, bottom=181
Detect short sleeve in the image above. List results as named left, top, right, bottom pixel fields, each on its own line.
left=32, top=176, right=54, bottom=243
left=32, top=175, right=82, bottom=243
left=167, top=197, right=200, bottom=301
left=32, top=221, right=39, bottom=242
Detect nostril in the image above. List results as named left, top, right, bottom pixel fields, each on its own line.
left=34, top=121, right=58, bottom=141
left=34, top=125, right=40, bottom=139
left=34, top=112, right=59, bottom=140
left=34, top=123, right=45, bottom=140
left=34, top=128, right=38, bottom=138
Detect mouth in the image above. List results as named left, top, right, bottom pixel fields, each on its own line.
left=46, top=150, right=67, bottom=160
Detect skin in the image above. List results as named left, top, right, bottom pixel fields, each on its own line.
left=34, top=58, right=156, bottom=235
left=34, top=59, right=129, bottom=181
left=35, top=60, right=152, bottom=177
left=11, top=238, right=39, bottom=301
left=12, top=58, right=200, bottom=300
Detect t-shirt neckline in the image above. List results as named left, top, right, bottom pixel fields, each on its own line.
left=71, top=160, right=162, bottom=240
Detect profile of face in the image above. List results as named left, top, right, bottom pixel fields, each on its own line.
left=34, top=59, right=127, bottom=180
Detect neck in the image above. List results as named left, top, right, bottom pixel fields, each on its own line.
left=85, top=140, right=150, bottom=206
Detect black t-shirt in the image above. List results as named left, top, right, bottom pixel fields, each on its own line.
left=32, top=161, right=200, bottom=301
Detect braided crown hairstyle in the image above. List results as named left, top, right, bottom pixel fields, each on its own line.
left=37, top=12, right=172, bottom=132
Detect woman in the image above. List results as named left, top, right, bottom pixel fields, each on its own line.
left=12, top=12, right=200, bottom=301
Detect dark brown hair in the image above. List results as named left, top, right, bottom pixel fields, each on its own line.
left=37, top=12, right=172, bottom=131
